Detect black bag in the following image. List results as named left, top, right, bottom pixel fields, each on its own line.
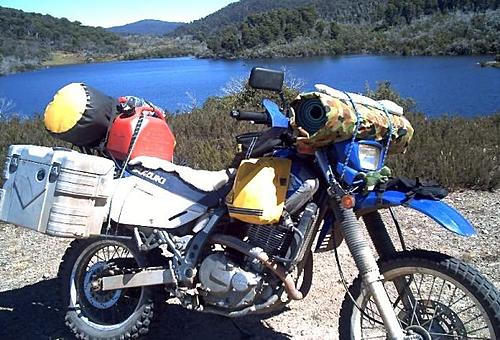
left=382, top=177, right=448, bottom=201
left=231, top=128, right=288, bottom=167
left=44, top=83, right=117, bottom=147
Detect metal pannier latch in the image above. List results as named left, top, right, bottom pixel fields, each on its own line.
left=9, top=154, right=20, bottom=173
left=49, top=162, right=61, bottom=182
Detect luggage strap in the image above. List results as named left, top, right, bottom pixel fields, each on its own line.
left=341, top=94, right=394, bottom=187
left=341, top=92, right=362, bottom=183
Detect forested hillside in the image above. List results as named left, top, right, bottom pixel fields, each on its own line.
left=172, top=0, right=383, bottom=39
left=172, top=0, right=500, bottom=58
left=0, top=6, right=125, bottom=74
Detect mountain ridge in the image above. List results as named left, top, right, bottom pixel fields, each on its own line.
left=107, top=19, right=184, bottom=36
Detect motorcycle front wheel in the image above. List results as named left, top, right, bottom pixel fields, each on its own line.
left=58, top=238, right=155, bottom=339
left=338, top=250, right=500, bottom=339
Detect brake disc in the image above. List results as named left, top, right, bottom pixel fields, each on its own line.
left=83, top=262, right=122, bottom=309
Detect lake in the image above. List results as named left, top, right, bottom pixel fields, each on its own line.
left=0, top=55, right=498, bottom=118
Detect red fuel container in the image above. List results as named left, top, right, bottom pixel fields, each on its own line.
left=106, top=111, right=175, bottom=162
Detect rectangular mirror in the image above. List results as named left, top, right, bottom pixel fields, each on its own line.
left=249, top=67, right=284, bottom=92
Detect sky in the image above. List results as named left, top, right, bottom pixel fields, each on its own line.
left=0, top=0, right=238, bottom=27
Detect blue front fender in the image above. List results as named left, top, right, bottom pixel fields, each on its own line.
left=355, top=191, right=476, bottom=236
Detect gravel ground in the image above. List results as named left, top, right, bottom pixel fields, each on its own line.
left=0, top=190, right=498, bottom=339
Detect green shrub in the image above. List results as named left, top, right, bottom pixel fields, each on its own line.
left=367, top=82, right=499, bottom=190
left=1, top=84, right=498, bottom=190
left=167, top=85, right=295, bottom=170
left=388, top=113, right=499, bottom=190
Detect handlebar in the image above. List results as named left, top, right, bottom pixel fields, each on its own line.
left=230, top=110, right=270, bottom=124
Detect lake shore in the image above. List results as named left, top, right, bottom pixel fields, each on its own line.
left=479, top=60, right=500, bottom=68
left=3, top=50, right=500, bottom=77
left=1, top=55, right=499, bottom=117
left=0, top=52, right=127, bottom=77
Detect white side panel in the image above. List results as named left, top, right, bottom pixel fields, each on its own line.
left=0, top=188, right=5, bottom=220
left=110, top=176, right=207, bottom=229
left=129, top=156, right=234, bottom=192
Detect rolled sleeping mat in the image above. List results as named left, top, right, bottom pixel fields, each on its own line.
left=294, top=97, right=328, bottom=135
left=292, top=92, right=414, bottom=154
left=44, top=83, right=117, bottom=147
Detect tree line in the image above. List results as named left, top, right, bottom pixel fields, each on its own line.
left=0, top=6, right=126, bottom=74
left=206, top=6, right=318, bottom=55
left=380, top=0, right=499, bottom=26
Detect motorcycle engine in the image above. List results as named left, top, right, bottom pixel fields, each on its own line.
left=199, top=253, right=262, bottom=309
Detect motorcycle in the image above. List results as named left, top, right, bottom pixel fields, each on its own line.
left=5, top=68, right=499, bottom=339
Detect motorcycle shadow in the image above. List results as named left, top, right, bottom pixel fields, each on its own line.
left=0, top=278, right=71, bottom=339
left=0, top=279, right=292, bottom=339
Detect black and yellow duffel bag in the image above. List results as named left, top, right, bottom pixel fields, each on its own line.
left=44, top=83, right=116, bottom=147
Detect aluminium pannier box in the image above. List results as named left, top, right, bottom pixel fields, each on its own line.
left=0, top=145, right=115, bottom=238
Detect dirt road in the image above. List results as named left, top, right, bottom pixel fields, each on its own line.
left=0, top=190, right=498, bottom=339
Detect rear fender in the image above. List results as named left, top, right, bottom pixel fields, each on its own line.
left=354, top=191, right=476, bottom=237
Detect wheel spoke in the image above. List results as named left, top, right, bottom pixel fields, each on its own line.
left=447, top=286, right=458, bottom=306
left=427, top=276, right=437, bottom=301
left=364, top=298, right=382, bottom=324
left=454, top=303, right=477, bottom=315
left=426, top=278, right=447, bottom=331
left=94, top=252, right=106, bottom=262
left=448, top=292, right=468, bottom=308
left=416, top=273, right=425, bottom=300
left=461, top=312, right=485, bottom=327
left=112, top=245, right=120, bottom=260
left=447, top=286, right=458, bottom=305
left=467, top=324, right=490, bottom=334
left=436, top=278, right=446, bottom=303
left=361, top=335, right=388, bottom=339
left=408, top=275, right=422, bottom=326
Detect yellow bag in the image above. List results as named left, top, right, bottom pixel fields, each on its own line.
left=226, top=157, right=292, bottom=225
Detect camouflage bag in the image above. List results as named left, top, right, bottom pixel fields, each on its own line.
left=292, top=92, right=414, bottom=154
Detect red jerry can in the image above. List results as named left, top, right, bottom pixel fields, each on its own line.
left=106, top=107, right=175, bottom=162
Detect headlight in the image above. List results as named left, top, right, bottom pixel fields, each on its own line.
left=358, top=144, right=381, bottom=171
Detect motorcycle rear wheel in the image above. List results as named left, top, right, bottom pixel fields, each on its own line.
left=58, top=238, right=155, bottom=340
left=338, top=250, right=500, bottom=339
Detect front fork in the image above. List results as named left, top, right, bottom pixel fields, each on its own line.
left=314, top=150, right=405, bottom=339
left=331, top=200, right=406, bottom=340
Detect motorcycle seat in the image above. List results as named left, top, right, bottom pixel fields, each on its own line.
left=129, top=156, right=235, bottom=193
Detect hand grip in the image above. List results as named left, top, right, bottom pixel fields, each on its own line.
left=230, top=110, right=269, bottom=124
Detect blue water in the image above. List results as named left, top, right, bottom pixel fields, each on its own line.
left=0, top=55, right=498, bottom=117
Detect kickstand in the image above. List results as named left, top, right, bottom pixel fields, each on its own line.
left=230, top=318, right=253, bottom=339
